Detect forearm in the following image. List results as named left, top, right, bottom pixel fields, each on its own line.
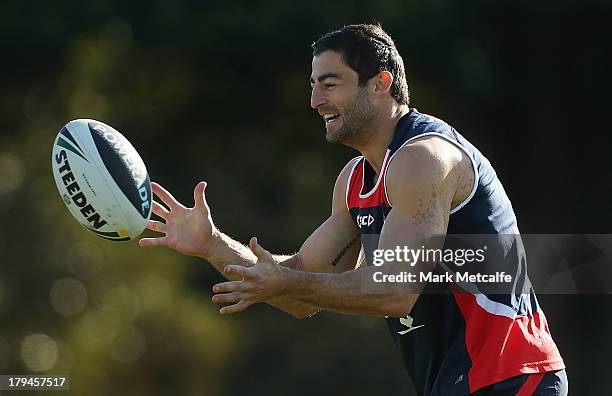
left=200, top=230, right=257, bottom=277
left=267, top=255, right=321, bottom=318
left=203, top=231, right=320, bottom=318
left=282, top=265, right=415, bottom=317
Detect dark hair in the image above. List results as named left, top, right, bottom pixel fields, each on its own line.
left=312, top=24, right=409, bottom=105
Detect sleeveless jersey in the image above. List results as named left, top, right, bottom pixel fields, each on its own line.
left=345, top=109, right=565, bottom=395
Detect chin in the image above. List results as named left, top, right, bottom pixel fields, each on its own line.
left=325, top=130, right=344, bottom=144
left=325, top=123, right=346, bottom=143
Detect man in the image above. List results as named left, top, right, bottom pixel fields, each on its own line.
left=140, top=24, right=567, bottom=395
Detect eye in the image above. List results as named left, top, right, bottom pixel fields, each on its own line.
left=324, top=83, right=336, bottom=89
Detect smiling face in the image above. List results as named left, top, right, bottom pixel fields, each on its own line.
left=310, top=50, right=378, bottom=146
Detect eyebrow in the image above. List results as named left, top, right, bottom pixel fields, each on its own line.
left=309, top=73, right=343, bottom=85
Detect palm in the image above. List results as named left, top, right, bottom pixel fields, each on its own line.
left=139, top=182, right=216, bottom=258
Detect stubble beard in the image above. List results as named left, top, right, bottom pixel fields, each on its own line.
left=326, top=88, right=377, bottom=148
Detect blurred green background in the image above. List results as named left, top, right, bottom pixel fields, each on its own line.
left=1, top=0, right=611, bottom=394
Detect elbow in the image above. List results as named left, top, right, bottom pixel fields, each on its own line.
left=290, top=307, right=321, bottom=319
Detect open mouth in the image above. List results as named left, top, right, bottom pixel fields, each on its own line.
left=323, top=113, right=340, bottom=124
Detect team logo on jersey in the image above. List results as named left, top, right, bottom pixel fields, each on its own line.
left=356, top=214, right=374, bottom=228
left=398, top=315, right=425, bottom=335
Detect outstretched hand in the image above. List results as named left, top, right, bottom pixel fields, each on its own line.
left=139, top=181, right=217, bottom=258
left=212, top=237, right=288, bottom=315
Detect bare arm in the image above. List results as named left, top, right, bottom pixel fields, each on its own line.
left=203, top=234, right=318, bottom=318
left=277, top=141, right=456, bottom=316
left=205, top=213, right=360, bottom=318
left=213, top=138, right=467, bottom=316
left=140, top=158, right=361, bottom=318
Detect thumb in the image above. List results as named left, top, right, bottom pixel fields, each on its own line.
left=193, top=181, right=210, bottom=211
left=249, top=237, right=273, bottom=262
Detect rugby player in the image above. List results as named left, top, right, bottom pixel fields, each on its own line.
left=140, top=24, right=567, bottom=395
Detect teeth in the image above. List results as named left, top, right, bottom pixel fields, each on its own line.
left=323, top=114, right=339, bottom=121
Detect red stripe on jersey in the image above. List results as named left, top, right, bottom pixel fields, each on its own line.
left=347, top=158, right=391, bottom=210
left=347, top=160, right=364, bottom=209
left=516, top=372, right=545, bottom=396
left=453, top=293, right=565, bottom=392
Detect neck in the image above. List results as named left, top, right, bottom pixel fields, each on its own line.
left=356, top=104, right=410, bottom=174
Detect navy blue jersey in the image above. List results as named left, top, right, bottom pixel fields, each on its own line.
left=346, top=109, right=564, bottom=395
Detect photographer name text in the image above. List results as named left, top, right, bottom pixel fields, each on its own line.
left=373, top=271, right=512, bottom=283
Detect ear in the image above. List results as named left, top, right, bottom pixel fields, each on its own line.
left=372, top=71, right=394, bottom=96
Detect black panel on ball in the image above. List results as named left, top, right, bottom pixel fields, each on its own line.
left=88, top=122, right=150, bottom=219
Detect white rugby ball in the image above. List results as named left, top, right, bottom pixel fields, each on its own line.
left=51, top=119, right=152, bottom=241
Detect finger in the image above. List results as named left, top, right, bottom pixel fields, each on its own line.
left=220, top=300, right=254, bottom=315
left=152, top=201, right=169, bottom=219
left=193, top=181, right=210, bottom=211
left=213, top=280, right=245, bottom=293
left=151, top=182, right=182, bottom=210
left=223, top=265, right=254, bottom=279
left=138, top=236, right=168, bottom=248
left=249, top=237, right=274, bottom=262
left=146, top=220, right=167, bottom=234
left=211, top=292, right=243, bottom=304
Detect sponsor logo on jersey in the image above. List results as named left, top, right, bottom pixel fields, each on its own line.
left=356, top=214, right=374, bottom=228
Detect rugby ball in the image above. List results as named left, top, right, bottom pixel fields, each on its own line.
left=51, top=119, right=152, bottom=241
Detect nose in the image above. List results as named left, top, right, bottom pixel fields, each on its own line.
left=310, top=85, right=327, bottom=110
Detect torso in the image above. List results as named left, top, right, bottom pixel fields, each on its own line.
left=345, top=109, right=565, bottom=395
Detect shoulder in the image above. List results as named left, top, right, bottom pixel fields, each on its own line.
left=385, top=136, right=464, bottom=207
left=332, top=156, right=362, bottom=212
left=387, top=136, right=461, bottom=185
left=334, top=156, right=362, bottom=191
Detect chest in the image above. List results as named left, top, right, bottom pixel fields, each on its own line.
left=346, top=158, right=392, bottom=235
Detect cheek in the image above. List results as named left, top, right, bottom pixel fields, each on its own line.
left=331, top=87, right=355, bottom=105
